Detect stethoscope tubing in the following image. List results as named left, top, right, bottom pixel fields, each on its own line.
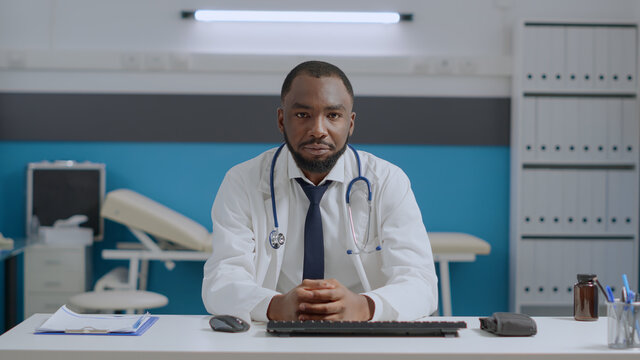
left=268, top=143, right=376, bottom=291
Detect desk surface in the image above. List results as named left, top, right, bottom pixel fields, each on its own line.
left=1, top=315, right=639, bottom=360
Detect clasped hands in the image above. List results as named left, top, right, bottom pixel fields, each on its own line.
left=267, top=279, right=374, bottom=321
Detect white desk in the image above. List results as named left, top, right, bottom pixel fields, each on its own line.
left=1, top=314, right=638, bottom=360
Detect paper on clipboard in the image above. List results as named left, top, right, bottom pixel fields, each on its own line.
left=35, top=305, right=152, bottom=334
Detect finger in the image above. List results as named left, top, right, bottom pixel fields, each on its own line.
left=298, top=312, right=343, bottom=321
left=301, top=279, right=336, bottom=290
left=306, top=288, right=341, bottom=301
left=294, top=287, right=316, bottom=301
left=299, top=301, right=342, bottom=315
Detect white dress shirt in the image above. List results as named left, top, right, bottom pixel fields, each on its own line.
left=202, top=146, right=438, bottom=322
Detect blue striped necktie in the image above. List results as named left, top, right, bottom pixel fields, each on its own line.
left=295, top=178, right=332, bottom=280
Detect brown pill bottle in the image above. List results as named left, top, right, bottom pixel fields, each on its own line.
left=574, top=274, right=598, bottom=321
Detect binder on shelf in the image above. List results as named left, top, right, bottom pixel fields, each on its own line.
left=620, top=28, right=637, bottom=91
left=546, top=170, right=563, bottom=234
left=549, top=98, right=564, bottom=161
left=523, top=26, right=539, bottom=90
left=591, top=98, right=608, bottom=162
left=609, top=27, right=637, bottom=91
left=549, top=26, right=566, bottom=89
left=621, top=99, right=639, bottom=162
left=606, top=170, right=636, bottom=235
left=576, top=171, right=592, bottom=235
left=577, top=98, right=595, bottom=161
left=594, top=28, right=609, bottom=90
left=536, top=98, right=552, bottom=162
left=521, top=170, right=535, bottom=234
left=535, top=27, right=554, bottom=90
left=521, top=97, right=537, bottom=162
left=607, top=99, right=623, bottom=161
left=533, top=239, right=548, bottom=302
left=563, top=98, right=579, bottom=162
left=620, top=171, right=637, bottom=235
left=591, top=171, right=607, bottom=235
left=566, top=27, right=594, bottom=90
left=546, top=239, right=566, bottom=303
left=536, top=170, right=551, bottom=233
left=519, top=240, right=535, bottom=302
left=558, top=240, right=576, bottom=302
left=562, top=169, right=579, bottom=234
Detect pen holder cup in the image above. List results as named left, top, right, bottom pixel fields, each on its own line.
left=607, top=301, right=640, bottom=349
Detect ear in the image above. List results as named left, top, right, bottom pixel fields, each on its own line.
left=348, top=112, right=355, bottom=136
left=277, top=107, right=285, bottom=134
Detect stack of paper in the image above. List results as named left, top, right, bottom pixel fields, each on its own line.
left=35, top=305, right=155, bottom=335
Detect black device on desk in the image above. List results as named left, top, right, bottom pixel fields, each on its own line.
left=210, top=315, right=250, bottom=333
left=267, top=320, right=467, bottom=337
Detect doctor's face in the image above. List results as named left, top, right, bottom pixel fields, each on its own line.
left=278, top=75, right=355, bottom=178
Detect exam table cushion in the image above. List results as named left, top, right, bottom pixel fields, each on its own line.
left=428, top=232, right=491, bottom=255
left=69, top=290, right=168, bottom=311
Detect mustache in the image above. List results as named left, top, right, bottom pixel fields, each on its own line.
left=298, top=139, right=335, bottom=149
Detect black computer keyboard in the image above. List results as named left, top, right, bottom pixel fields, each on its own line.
left=267, top=320, right=467, bottom=337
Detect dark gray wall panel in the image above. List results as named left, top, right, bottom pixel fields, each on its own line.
left=0, top=93, right=510, bottom=145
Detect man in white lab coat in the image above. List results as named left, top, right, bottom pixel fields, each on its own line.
left=202, top=61, right=438, bottom=323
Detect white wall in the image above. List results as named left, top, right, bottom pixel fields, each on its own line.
left=0, top=0, right=638, bottom=96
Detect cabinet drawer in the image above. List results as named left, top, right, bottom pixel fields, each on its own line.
left=24, top=246, right=88, bottom=292
left=25, top=246, right=85, bottom=273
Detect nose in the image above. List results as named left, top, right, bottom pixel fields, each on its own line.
left=308, top=115, right=328, bottom=138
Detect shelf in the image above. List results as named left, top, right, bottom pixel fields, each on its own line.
left=510, top=21, right=639, bottom=314
left=521, top=235, right=635, bottom=240
left=521, top=162, right=635, bottom=170
left=523, top=90, right=636, bottom=97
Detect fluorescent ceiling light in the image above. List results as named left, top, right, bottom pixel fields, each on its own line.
left=181, top=10, right=412, bottom=24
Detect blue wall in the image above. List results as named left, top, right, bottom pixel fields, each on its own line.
left=0, top=141, right=509, bottom=331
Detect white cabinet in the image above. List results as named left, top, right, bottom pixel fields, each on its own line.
left=511, top=21, right=639, bottom=314
left=23, top=244, right=92, bottom=317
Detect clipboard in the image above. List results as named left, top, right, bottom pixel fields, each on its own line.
left=36, top=317, right=159, bottom=336
left=34, top=305, right=158, bottom=336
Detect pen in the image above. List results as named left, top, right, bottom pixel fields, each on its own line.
left=132, top=312, right=150, bottom=329
left=622, top=274, right=635, bottom=304
left=605, top=286, right=615, bottom=303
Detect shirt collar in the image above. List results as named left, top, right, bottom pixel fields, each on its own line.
left=286, top=147, right=346, bottom=186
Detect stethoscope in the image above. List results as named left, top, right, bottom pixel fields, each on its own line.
left=267, top=143, right=382, bottom=255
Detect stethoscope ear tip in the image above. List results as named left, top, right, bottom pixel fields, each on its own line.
left=346, top=249, right=353, bottom=255
left=375, top=246, right=382, bottom=251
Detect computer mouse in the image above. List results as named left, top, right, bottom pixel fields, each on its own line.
left=209, top=315, right=250, bottom=333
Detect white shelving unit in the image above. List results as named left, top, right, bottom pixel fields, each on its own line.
left=510, top=21, right=639, bottom=314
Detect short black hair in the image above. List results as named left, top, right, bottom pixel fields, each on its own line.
left=280, top=61, right=354, bottom=103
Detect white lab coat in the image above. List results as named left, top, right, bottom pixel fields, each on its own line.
left=202, top=146, right=438, bottom=322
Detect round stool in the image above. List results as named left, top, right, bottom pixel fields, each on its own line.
left=69, top=290, right=168, bottom=314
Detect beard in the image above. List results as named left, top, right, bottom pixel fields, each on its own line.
left=284, top=132, right=348, bottom=174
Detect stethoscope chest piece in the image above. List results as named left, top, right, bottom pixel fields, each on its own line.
left=268, top=229, right=285, bottom=249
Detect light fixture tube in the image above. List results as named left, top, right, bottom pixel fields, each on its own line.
left=182, top=10, right=412, bottom=24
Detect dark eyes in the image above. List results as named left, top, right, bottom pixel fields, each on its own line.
left=294, top=112, right=341, bottom=119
